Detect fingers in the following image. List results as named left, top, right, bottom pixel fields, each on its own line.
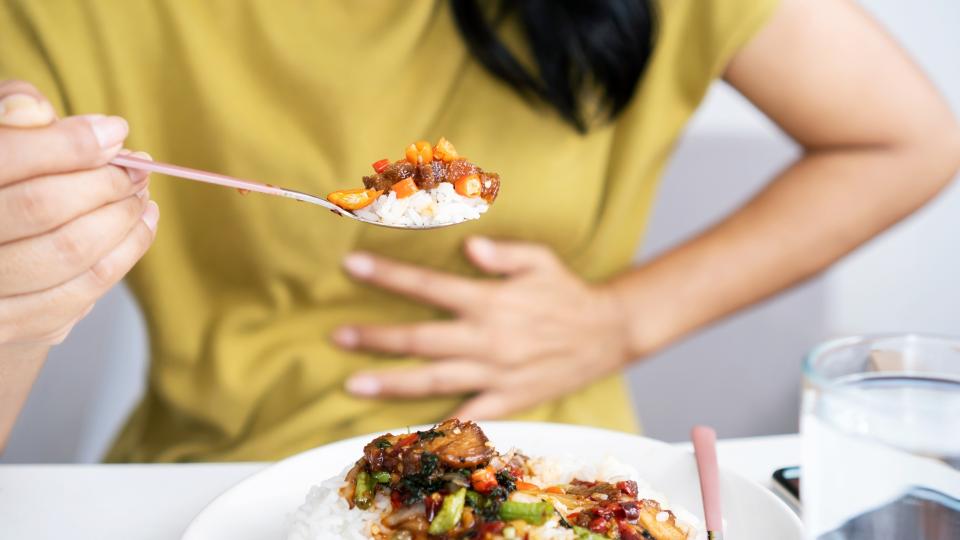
left=333, top=321, right=484, bottom=358
left=343, top=252, right=487, bottom=313
left=346, top=361, right=493, bottom=398
left=0, top=114, right=129, bottom=186
left=0, top=201, right=158, bottom=345
left=465, top=236, right=559, bottom=276
left=0, top=80, right=57, bottom=128
left=0, top=157, right=149, bottom=243
left=0, top=193, right=148, bottom=296
left=453, top=392, right=517, bottom=421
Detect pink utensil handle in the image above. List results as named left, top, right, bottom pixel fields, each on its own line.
left=692, top=425, right=723, bottom=538
left=110, top=154, right=343, bottom=213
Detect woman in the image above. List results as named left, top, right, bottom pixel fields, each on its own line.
left=0, top=0, right=957, bottom=462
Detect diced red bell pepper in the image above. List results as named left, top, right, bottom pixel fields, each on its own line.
left=372, top=158, right=390, bottom=173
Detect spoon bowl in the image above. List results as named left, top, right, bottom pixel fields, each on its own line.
left=111, top=154, right=460, bottom=230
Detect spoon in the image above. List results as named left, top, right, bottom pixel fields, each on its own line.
left=692, top=425, right=724, bottom=540
left=110, top=154, right=455, bottom=230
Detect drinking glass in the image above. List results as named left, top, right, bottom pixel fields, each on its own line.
left=801, top=334, right=960, bottom=539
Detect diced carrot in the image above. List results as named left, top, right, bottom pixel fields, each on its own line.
left=454, top=174, right=481, bottom=197
left=545, top=486, right=566, bottom=494
left=391, top=177, right=419, bottom=199
left=433, top=137, right=459, bottom=162
left=415, top=140, right=433, bottom=163
left=404, top=140, right=434, bottom=164
left=404, top=143, right=419, bottom=165
left=326, top=188, right=381, bottom=210
left=471, top=467, right=498, bottom=493
left=517, top=482, right=539, bottom=491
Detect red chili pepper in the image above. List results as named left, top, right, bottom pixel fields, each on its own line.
left=454, top=174, right=481, bottom=197
left=617, top=480, right=638, bottom=497
left=397, top=433, right=418, bottom=447
left=390, top=490, right=403, bottom=510
left=470, top=467, right=498, bottom=493
left=620, top=500, right=640, bottom=521
left=588, top=517, right=610, bottom=534
left=609, top=502, right=626, bottom=519
left=618, top=521, right=644, bottom=540
left=326, top=188, right=381, bottom=210
left=424, top=492, right=443, bottom=521
left=372, top=158, right=391, bottom=173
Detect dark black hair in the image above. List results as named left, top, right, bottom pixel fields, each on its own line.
left=450, top=0, right=657, bottom=132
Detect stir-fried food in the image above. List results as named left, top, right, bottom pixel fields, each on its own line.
left=326, top=139, right=500, bottom=227
left=338, top=419, right=692, bottom=540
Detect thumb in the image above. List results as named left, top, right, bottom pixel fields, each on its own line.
left=465, top=236, right=558, bottom=275
left=0, top=81, right=57, bottom=128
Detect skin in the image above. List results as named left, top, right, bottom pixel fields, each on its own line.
left=1, top=0, right=959, bottom=450
left=333, top=0, right=960, bottom=419
left=0, top=80, right=160, bottom=450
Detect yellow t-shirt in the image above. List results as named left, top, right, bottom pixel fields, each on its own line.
left=1, top=0, right=778, bottom=462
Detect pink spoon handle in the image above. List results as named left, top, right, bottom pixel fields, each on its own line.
left=692, top=425, right=723, bottom=539
left=110, top=154, right=346, bottom=214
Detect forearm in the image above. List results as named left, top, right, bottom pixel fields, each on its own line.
left=608, top=142, right=960, bottom=358
left=0, top=345, right=49, bottom=452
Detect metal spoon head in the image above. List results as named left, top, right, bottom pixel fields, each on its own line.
left=332, top=208, right=465, bottom=230
left=293, top=189, right=465, bottom=230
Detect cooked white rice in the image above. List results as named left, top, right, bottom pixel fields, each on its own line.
left=353, top=182, right=489, bottom=227
left=284, top=456, right=702, bottom=540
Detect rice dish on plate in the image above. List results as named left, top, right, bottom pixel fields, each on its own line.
left=327, top=138, right=500, bottom=228
left=284, top=419, right=701, bottom=540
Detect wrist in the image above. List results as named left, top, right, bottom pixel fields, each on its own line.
left=596, top=277, right=677, bottom=361
left=0, top=343, right=51, bottom=363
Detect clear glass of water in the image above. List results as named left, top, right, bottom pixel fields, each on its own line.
left=801, top=334, right=960, bottom=540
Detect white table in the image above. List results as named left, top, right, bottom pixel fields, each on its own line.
left=0, top=434, right=799, bottom=539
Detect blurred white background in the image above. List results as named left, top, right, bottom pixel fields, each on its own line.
left=3, top=0, right=959, bottom=462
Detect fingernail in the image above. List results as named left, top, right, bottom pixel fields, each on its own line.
left=125, top=151, right=152, bottom=183
left=346, top=376, right=381, bottom=396
left=343, top=253, right=375, bottom=279
left=141, top=200, right=159, bottom=232
left=0, top=94, right=38, bottom=116
left=468, top=236, right=496, bottom=262
left=85, top=115, right=128, bottom=149
left=332, top=327, right=359, bottom=348
left=0, top=93, right=54, bottom=126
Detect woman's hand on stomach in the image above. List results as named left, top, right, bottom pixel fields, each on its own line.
left=333, top=237, right=633, bottom=420
left=0, top=80, right=159, bottom=353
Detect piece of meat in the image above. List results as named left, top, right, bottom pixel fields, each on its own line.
left=382, top=161, right=416, bottom=184
left=445, top=159, right=478, bottom=182
left=364, top=434, right=404, bottom=472
left=420, top=419, right=495, bottom=469
left=479, top=172, right=500, bottom=203
left=416, top=161, right=445, bottom=189
left=362, top=173, right=394, bottom=192
left=635, top=500, right=689, bottom=540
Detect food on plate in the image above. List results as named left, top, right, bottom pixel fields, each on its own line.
left=285, top=419, right=700, bottom=540
left=326, top=139, right=500, bottom=227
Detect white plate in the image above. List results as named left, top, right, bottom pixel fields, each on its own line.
left=183, top=422, right=802, bottom=539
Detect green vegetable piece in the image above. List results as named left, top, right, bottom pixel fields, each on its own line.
left=465, top=490, right=480, bottom=507
left=498, top=500, right=554, bottom=525
left=573, top=526, right=609, bottom=540
left=354, top=471, right=374, bottom=509
left=427, top=487, right=467, bottom=535
left=372, top=471, right=391, bottom=484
